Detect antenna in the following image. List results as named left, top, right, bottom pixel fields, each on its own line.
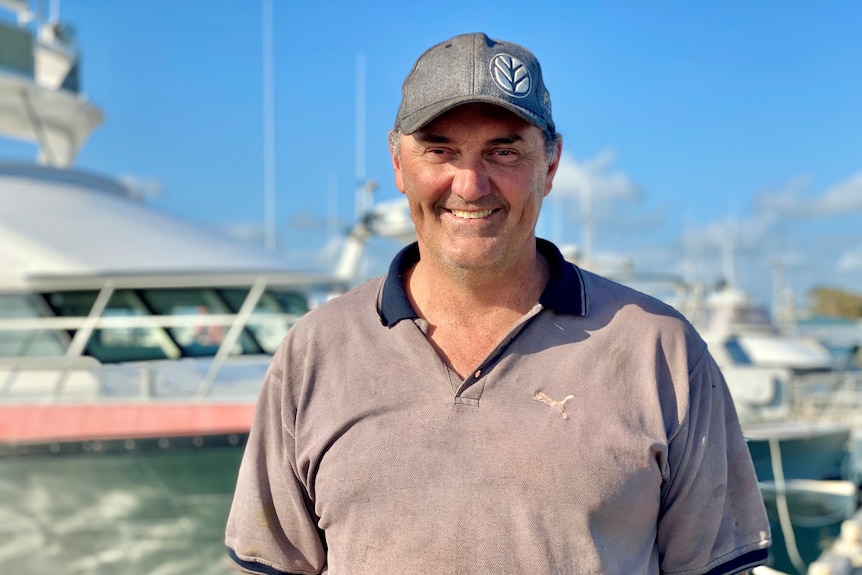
left=580, top=175, right=593, bottom=270
left=355, top=52, right=375, bottom=220
left=722, top=210, right=737, bottom=288
left=327, top=172, right=338, bottom=267
left=261, top=0, right=277, bottom=252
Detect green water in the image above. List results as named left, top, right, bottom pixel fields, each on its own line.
left=0, top=443, right=245, bottom=575
left=2, top=437, right=857, bottom=574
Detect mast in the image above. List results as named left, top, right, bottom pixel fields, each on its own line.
left=354, top=52, right=375, bottom=219
left=261, top=0, right=277, bottom=252
left=580, top=176, right=593, bottom=270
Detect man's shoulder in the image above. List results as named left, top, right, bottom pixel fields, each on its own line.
left=579, top=268, right=688, bottom=322
left=293, top=276, right=385, bottom=331
left=575, top=268, right=707, bottom=357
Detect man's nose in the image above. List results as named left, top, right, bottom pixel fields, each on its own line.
left=450, top=156, right=491, bottom=200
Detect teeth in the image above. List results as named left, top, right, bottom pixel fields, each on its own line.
left=450, top=209, right=493, bottom=219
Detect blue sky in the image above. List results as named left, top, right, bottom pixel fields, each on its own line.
left=2, top=1, right=861, bottom=311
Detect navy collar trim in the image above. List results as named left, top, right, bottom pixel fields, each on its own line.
left=376, top=239, right=588, bottom=327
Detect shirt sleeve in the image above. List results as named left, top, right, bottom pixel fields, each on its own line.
left=225, top=342, right=326, bottom=575
left=658, top=350, right=772, bottom=575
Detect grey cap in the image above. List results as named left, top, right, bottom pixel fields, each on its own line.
left=394, top=33, right=555, bottom=135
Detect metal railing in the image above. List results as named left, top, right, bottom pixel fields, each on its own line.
left=0, top=279, right=304, bottom=402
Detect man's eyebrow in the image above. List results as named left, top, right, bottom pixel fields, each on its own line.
left=414, top=133, right=450, bottom=145
left=413, top=132, right=526, bottom=145
left=488, top=134, right=524, bottom=145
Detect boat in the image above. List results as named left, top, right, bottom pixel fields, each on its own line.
left=670, top=282, right=862, bottom=574
left=744, top=422, right=853, bottom=484
left=681, top=285, right=826, bottom=419
left=0, top=156, right=342, bottom=446
left=796, top=316, right=862, bottom=364
left=0, top=4, right=356, bottom=573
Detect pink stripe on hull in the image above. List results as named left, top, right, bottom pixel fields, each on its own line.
left=0, top=403, right=257, bottom=443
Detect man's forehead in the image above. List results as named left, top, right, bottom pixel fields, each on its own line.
left=413, top=103, right=539, bottom=141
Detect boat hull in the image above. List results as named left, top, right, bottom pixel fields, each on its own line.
left=757, top=480, right=858, bottom=575
left=745, top=422, right=857, bottom=574
left=0, top=402, right=256, bottom=450
left=745, top=422, right=853, bottom=482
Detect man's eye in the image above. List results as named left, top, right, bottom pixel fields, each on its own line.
left=490, top=149, right=520, bottom=162
left=424, top=148, right=453, bottom=161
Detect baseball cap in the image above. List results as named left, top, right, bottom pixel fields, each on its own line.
left=394, top=32, right=555, bottom=135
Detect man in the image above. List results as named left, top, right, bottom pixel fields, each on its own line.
left=225, top=32, right=771, bottom=574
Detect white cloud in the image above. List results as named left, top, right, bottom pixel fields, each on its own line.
left=838, top=245, right=862, bottom=272
left=552, top=150, right=642, bottom=204
left=814, top=172, right=862, bottom=216
left=756, top=171, right=862, bottom=218
left=699, top=212, right=779, bottom=253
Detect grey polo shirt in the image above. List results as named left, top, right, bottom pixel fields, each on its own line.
left=226, top=239, right=771, bottom=575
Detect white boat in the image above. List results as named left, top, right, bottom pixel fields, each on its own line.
left=0, top=5, right=354, bottom=573
left=0, top=0, right=362, bottom=448
left=679, top=285, right=862, bottom=574
left=682, top=286, right=832, bottom=420
left=0, top=159, right=339, bottom=448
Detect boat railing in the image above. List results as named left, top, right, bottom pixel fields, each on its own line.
left=788, top=370, right=862, bottom=426
left=0, top=355, right=103, bottom=400
left=0, top=310, right=304, bottom=403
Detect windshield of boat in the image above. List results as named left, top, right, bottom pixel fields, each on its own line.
left=0, top=286, right=309, bottom=363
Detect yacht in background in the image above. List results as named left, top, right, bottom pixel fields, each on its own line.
left=674, top=282, right=862, bottom=428
left=559, top=230, right=860, bottom=572
left=684, top=284, right=837, bottom=421
left=0, top=4, right=395, bottom=573
left=0, top=1, right=340, bottom=448
left=0, top=160, right=338, bottom=447
left=672, top=281, right=861, bottom=574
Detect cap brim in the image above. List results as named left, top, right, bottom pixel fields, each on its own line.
left=397, top=95, right=550, bottom=135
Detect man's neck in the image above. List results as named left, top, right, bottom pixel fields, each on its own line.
left=406, top=248, right=550, bottom=321
left=403, top=249, right=549, bottom=379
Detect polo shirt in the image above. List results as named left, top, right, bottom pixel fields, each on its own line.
left=226, top=239, right=771, bottom=575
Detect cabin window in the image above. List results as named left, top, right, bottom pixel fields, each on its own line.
left=4, top=286, right=311, bottom=363
left=724, top=336, right=753, bottom=365
left=45, top=290, right=178, bottom=362
left=138, top=288, right=261, bottom=356
left=0, top=294, right=66, bottom=357
left=219, top=288, right=309, bottom=353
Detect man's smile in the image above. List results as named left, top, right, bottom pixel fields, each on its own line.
left=445, top=208, right=497, bottom=219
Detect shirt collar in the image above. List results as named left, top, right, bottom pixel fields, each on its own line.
left=376, top=239, right=588, bottom=327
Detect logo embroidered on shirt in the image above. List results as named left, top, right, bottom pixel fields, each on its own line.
left=533, top=391, right=574, bottom=419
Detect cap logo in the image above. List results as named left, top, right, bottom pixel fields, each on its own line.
left=490, top=53, right=531, bottom=98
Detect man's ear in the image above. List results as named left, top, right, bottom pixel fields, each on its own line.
left=543, top=135, right=563, bottom=197
left=390, top=133, right=406, bottom=194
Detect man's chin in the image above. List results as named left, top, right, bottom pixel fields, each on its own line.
left=440, top=243, right=507, bottom=272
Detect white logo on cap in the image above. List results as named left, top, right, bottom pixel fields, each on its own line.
left=490, top=54, right=531, bottom=98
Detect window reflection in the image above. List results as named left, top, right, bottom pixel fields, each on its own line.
left=46, top=290, right=177, bottom=362
left=0, top=294, right=66, bottom=357
left=139, top=288, right=257, bottom=357
left=0, top=286, right=309, bottom=363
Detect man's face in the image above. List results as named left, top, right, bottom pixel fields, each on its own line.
left=391, top=103, right=560, bottom=275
